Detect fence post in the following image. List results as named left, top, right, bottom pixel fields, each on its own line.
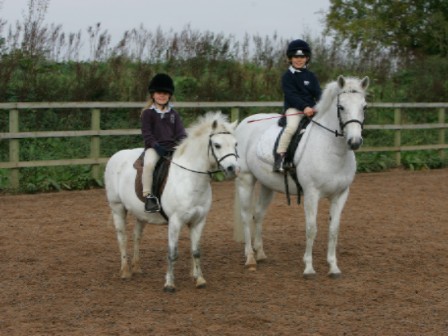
left=90, top=109, right=101, bottom=181
left=230, top=108, right=240, bottom=122
left=439, top=108, right=446, bottom=162
left=9, top=109, right=20, bottom=189
left=394, top=108, right=402, bottom=166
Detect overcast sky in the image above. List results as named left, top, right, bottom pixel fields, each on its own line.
left=1, top=0, right=330, bottom=43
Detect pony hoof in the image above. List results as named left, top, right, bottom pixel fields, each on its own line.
left=255, top=251, right=267, bottom=262
left=196, top=278, right=207, bottom=289
left=163, top=286, right=176, bottom=293
left=131, top=267, right=143, bottom=274
left=329, top=272, right=342, bottom=279
left=120, top=272, right=132, bottom=280
left=303, top=273, right=317, bottom=280
left=246, top=265, right=257, bottom=272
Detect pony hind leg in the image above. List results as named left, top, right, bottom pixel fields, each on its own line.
left=252, top=184, right=275, bottom=262
left=327, top=189, right=350, bottom=278
left=131, top=218, right=146, bottom=275
left=110, top=202, right=132, bottom=279
left=189, top=219, right=207, bottom=289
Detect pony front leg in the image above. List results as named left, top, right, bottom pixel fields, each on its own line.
left=327, top=189, right=350, bottom=278
left=303, top=192, right=319, bottom=279
left=164, top=219, right=182, bottom=292
left=189, top=219, right=207, bottom=289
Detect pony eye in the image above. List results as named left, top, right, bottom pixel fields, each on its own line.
left=337, top=105, right=344, bottom=111
left=214, top=143, right=221, bottom=149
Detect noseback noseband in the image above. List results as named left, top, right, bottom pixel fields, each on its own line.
left=208, top=132, right=239, bottom=167
left=337, top=90, right=365, bottom=134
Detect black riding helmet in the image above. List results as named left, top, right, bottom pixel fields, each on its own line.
left=286, top=39, right=312, bottom=59
left=148, top=73, right=175, bottom=95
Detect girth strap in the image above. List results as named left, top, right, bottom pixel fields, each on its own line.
left=282, top=168, right=302, bottom=205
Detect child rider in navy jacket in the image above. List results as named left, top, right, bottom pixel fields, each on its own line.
left=141, top=73, right=187, bottom=212
left=274, top=39, right=322, bottom=172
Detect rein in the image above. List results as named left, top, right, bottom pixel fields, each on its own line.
left=167, top=131, right=237, bottom=178
left=311, top=89, right=364, bottom=137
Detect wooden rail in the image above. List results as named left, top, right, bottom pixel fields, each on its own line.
left=1, top=101, right=447, bottom=189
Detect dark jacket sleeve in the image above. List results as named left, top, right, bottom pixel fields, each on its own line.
left=310, top=72, right=322, bottom=102
left=141, top=109, right=157, bottom=149
left=173, top=110, right=187, bottom=144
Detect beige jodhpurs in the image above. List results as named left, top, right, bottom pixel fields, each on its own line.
left=142, top=148, right=160, bottom=197
left=276, top=108, right=303, bottom=154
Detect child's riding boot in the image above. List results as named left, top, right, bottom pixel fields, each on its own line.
left=273, top=153, right=285, bottom=173
left=144, top=194, right=161, bottom=213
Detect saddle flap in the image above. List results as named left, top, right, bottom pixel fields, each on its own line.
left=133, top=153, right=170, bottom=203
left=256, top=124, right=281, bottom=164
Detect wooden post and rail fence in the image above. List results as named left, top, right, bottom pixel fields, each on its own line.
left=1, top=101, right=447, bottom=190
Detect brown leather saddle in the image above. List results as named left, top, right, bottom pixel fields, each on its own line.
left=133, top=151, right=171, bottom=205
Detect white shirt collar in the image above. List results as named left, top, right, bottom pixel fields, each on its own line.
left=289, top=65, right=307, bottom=73
left=151, top=103, right=172, bottom=114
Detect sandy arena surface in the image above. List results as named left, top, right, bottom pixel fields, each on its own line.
left=1, top=168, right=447, bottom=335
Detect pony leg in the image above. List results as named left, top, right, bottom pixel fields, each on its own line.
left=164, top=218, right=182, bottom=292
left=253, top=184, right=275, bottom=261
left=235, top=173, right=257, bottom=270
left=110, top=203, right=132, bottom=279
left=189, top=219, right=207, bottom=289
left=327, top=189, right=350, bottom=278
left=303, top=192, right=319, bottom=278
left=131, top=219, right=146, bottom=274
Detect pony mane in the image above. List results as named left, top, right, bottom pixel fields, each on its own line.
left=176, top=111, right=232, bottom=155
left=316, top=77, right=367, bottom=116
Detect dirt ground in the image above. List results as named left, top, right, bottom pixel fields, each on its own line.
left=1, top=168, right=447, bottom=335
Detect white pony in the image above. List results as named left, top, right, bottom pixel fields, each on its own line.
left=105, top=112, right=238, bottom=292
left=234, top=75, right=369, bottom=278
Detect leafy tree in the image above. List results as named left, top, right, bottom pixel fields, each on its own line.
left=325, top=0, right=448, bottom=58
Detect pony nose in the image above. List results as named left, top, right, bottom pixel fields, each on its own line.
left=224, top=164, right=239, bottom=177
left=226, top=165, right=235, bottom=174
left=348, top=137, right=363, bottom=150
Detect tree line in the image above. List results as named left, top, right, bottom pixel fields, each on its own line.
left=0, top=0, right=447, bottom=105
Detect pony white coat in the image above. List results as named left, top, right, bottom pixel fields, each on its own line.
left=234, top=76, right=369, bottom=278
left=105, top=112, right=238, bottom=291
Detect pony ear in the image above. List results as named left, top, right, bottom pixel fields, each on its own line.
left=212, top=119, right=218, bottom=130
left=361, top=76, right=370, bottom=90
left=337, top=75, right=346, bottom=89
left=230, top=120, right=238, bottom=130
